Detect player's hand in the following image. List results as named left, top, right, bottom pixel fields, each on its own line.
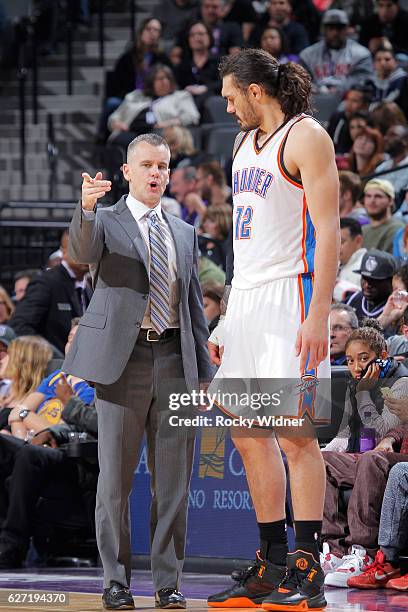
left=81, top=171, right=111, bottom=211
left=295, top=315, right=328, bottom=374
left=208, top=341, right=224, bottom=366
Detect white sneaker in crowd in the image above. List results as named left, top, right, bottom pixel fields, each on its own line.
left=319, top=542, right=344, bottom=576
left=324, top=546, right=372, bottom=588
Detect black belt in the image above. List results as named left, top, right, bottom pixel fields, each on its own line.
left=138, top=328, right=179, bottom=343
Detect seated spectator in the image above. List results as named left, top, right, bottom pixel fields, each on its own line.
left=387, top=307, right=408, bottom=357
left=330, top=303, right=359, bottom=365
left=196, top=161, right=230, bottom=207
left=197, top=0, right=243, bottom=56
left=0, top=287, right=14, bottom=325
left=0, top=395, right=98, bottom=569
left=371, top=100, right=407, bottom=135
left=199, top=204, right=232, bottom=269
left=107, top=64, right=199, bottom=148
left=323, top=416, right=408, bottom=587
left=97, top=17, right=170, bottom=140
left=0, top=326, right=16, bottom=400
left=349, top=459, right=408, bottom=589
left=199, top=255, right=226, bottom=285
left=0, top=336, right=53, bottom=432
left=336, top=112, right=374, bottom=170
left=201, top=283, right=224, bottom=332
left=359, top=0, right=408, bottom=55
left=334, top=218, right=366, bottom=301
left=348, top=111, right=373, bottom=144
left=324, top=319, right=407, bottom=453
left=163, top=125, right=210, bottom=169
left=155, top=0, right=199, bottom=43
left=8, top=231, right=91, bottom=356
left=249, top=0, right=309, bottom=55
left=170, top=166, right=206, bottom=226
left=259, top=26, right=299, bottom=64
left=368, top=46, right=408, bottom=106
left=175, top=21, right=221, bottom=110
left=219, top=0, right=257, bottom=43
left=346, top=249, right=396, bottom=321
left=6, top=319, right=94, bottom=440
left=348, top=127, right=385, bottom=177
left=338, top=171, right=368, bottom=225
left=300, top=9, right=372, bottom=94
left=328, top=86, right=372, bottom=155
left=375, top=125, right=408, bottom=210
left=13, top=270, right=39, bottom=303
left=394, top=204, right=408, bottom=256
left=378, top=264, right=408, bottom=341
left=362, top=179, right=404, bottom=254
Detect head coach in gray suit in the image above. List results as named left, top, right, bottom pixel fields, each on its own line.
left=63, top=133, right=213, bottom=611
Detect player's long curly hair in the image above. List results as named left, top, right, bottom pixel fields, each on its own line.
left=3, top=336, right=52, bottom=402
left=219, top=48, right=312, bottom=119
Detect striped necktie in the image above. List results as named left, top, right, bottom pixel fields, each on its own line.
left=146, top=209, right=170, bottom=334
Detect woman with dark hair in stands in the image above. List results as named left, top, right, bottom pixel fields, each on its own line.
left=98, top=17, right=170, bottom=140
left=260, top=26, right=299, bottom=64
left=324, top=319, right=406, bottom=453
left=320, top=320, right=408, bottom=586
left=175, top=21, right=221, bottom=111
left=107, top=64, right=200, bottom=148
left=348, top=126, right=385, bottom=177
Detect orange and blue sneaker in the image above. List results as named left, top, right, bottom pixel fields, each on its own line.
left=347, top=550, right=400, bottom=589
left=207, top=551, right=286, bottom=608
left=387, top=573, right=408, bottom=591
left=262, top=550, right=326, bottom=611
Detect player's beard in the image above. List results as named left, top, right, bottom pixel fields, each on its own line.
left=236, top=96, right=261, bottom=131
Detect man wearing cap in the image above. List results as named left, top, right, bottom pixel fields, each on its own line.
left=362, top=179, right=404, bottom=254
left=0, top=325, right=16, bottom=400
left=299, top=9, right=372, bottom=94
left=346, top=248, right=396, bottom=321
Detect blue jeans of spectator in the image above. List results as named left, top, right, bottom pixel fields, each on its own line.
left=379, top=462, right=408, bottom=561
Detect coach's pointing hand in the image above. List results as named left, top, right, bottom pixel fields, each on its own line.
left=81, top=172, right=111, bottom=211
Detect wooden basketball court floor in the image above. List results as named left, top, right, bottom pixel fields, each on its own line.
left=1, top=569, right=408, bottom=611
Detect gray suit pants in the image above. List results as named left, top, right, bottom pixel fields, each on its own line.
left=95, top=335, right=195, bottom=590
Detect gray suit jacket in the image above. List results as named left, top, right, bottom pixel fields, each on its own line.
left=63, top=196, right=213, bottom=389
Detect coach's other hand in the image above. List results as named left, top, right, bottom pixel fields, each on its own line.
left=82, top=171, right=111, bottom=211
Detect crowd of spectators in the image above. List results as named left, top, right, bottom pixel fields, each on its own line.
left=2, top=0, right=408, bottom=591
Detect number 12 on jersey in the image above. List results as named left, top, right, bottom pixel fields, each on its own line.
left=235, top=205, right=253, bottom=240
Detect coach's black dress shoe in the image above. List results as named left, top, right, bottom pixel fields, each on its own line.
left=155, top=588, right=187, bottom=609
left=102, top=583, right=135, bottom=610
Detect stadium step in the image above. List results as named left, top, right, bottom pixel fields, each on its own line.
left=0, top=2, right=162, bottom=202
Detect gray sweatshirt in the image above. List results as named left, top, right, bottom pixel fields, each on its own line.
left=300, top=38, right=373, bottom=93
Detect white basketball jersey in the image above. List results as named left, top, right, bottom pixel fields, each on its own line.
left=231, top=114, right=315, bottom=289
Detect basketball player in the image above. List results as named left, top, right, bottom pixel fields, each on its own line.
left=207, top=49, right=340, bottom=611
